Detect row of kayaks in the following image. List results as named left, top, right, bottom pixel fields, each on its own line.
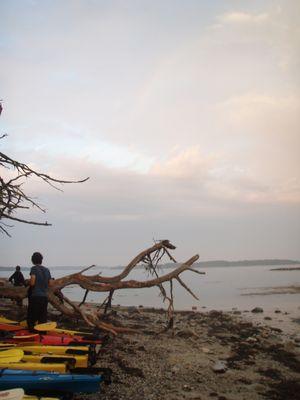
left=0, top=320, right=100, bottom=338
left=0, top=317, right=111, bottom=397
left=0, top=323, right=104, bottom=347
left=0, top=348, right=88, bottom=371
left=0, top=343, right=98, bottom=372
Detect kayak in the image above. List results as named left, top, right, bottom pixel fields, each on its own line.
left=0, top=388, right=24, bottom=400
left=19, top=345, right=90, bottom=356
left=0, top=362, right=67, bottom=373
left=0, top=346, right=96, bottom=367
left=5, top=332, right=102, bottom=346
left=0, top=369, right=102, bottom=394
left=0, top=350, right=68, bottom=372
left=0, top=324, right=23, bottom=332
left=22, top=354, right=88, bottom=368
left=0, top=349, right=23, bottom=363
left=20, top=345, right=96, bottom=366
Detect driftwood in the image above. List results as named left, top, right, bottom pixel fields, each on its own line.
left=0, top=240, right=203, bottom=334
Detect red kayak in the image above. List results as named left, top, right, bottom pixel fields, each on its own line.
left=0, top=323, right=23, bottom=332
left=3, top=330, right=103, bottom=346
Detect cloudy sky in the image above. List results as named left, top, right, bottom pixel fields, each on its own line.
left=1, top=0, right=299, bottom=267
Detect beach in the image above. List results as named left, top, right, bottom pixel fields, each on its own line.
left=91, top=305, right=300, bottom=400
left=1, top=301, right=299, bottom=400
left=1, top=266, right=299, bottom=400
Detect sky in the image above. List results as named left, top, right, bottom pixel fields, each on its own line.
left=1, top=0, right=299, bottom=267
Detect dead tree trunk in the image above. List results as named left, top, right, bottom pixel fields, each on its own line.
left=0, top=240, right=203, bottom=334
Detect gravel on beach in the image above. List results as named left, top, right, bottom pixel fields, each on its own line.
left=90, top=307, right=300, bottom=400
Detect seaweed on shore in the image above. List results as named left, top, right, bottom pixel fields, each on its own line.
left=263, top=380, right=300, bottom=400
left=263, top=345, right=300, bottom=373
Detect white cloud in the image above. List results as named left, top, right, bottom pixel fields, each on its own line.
left=150, top=147, right=216, bottom=179
left=217, top=11, right=269, bottom=25
left=219, top=93, right=300, bottom=135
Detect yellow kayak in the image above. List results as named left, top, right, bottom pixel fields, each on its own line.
left=22, top=353, right=88, bottom=368
left=0, top=361, right=67, bottom=373
left=20, top=345, right=90, bottom=355
left=24, top=397, right=60, bottom=400
left=0, top=349, right=23, bottom=363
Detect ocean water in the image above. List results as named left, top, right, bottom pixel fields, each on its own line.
left=3, top=264, right=299, bottom=312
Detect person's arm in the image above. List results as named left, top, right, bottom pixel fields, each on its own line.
left=29, top=274, right=36, bottom=287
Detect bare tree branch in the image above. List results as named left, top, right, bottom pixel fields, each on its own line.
left=0, top=104, right=88, bottom=235
left=0, top=241, right=202, bottom=334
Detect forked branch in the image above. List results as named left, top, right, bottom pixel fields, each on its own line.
left=0, top=241, right=203, bottom=334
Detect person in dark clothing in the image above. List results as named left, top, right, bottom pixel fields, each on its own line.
left=9, top=266, right=26, bottom=306
left=9, top=266, right=25, bottom=286
left=27, top=252, right=53, bottom=331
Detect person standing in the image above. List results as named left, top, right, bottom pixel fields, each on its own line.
left=27, top=252, right=52, bottom=331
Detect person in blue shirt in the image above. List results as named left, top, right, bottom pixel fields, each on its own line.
left=27, top=252, right=53, bottom=331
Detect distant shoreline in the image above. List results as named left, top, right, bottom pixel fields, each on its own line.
left=0, top=259, right=299, bottom=271
left=241, top=285, right=300, bottom=296
left=270, top=267, right=300, bottom=271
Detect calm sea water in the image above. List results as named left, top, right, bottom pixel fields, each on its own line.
left=3, top=264, right=299, bottom=312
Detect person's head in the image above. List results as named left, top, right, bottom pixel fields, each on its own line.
left=31, top=252, right=43, bottom=265
left=16, top=266, right=20, bottom=271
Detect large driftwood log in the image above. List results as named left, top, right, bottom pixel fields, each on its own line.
left=0, top=240, right=203, bottom=334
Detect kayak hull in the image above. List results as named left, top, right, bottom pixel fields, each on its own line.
left=0, top=369, right=102, bottom=394
left=0, top=324, right=23, bottom=332
left=22, top=354, right=88, bottom=368
left=21, top=345, right=95, bottom=366
left=5, top=332, right=102, bottom=346
left=0, top=362, right=67, bottom=373
left=18, top=345, right=90, bottom=355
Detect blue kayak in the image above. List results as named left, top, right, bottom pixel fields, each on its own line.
left=0, top=369, right=102, bottom=394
